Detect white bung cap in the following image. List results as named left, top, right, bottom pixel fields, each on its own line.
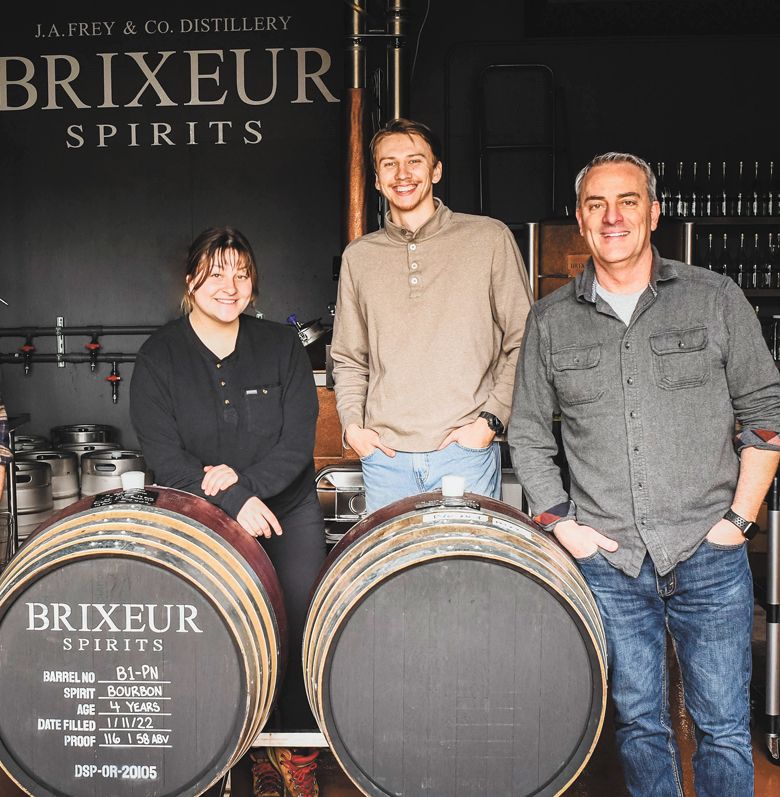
left=441, top=475, right=465, bottom=498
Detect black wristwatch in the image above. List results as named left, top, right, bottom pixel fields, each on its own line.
left=478, top=411, right=505, bottom=435
left=723, top=508, right=759, bottom=540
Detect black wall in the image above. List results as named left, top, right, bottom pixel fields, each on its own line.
left=1, top=2, right=343, bottom=446
left=1, top=0, right=778, bottom=447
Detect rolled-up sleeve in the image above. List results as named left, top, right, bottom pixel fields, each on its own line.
left=721, top=280, right=780, bottom=452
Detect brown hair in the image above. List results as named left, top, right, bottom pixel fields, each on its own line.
left=181, top=227, right=258, bottom=314
left=369, top=118, right=442, bottom=169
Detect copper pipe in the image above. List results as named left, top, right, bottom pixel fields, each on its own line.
left=344, top=0, right=368, bottom=244
left=345, top=89, right=367, bottom=243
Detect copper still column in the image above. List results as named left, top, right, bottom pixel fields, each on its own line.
left=344, top=1, right=368, bottom=244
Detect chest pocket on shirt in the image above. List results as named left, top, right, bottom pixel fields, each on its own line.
left=551, top=344, right=604, bottom=405
left=244, top=383, right=283, bottom=437
left=649, top=326, right=709, bottom=390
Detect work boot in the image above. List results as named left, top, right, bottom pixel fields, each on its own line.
left=267, top=747, right=320, bottom=797
left=250, top=749, right=284, bottom=797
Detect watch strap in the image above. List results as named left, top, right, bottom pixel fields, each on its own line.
left=723, top=509, right=758, bottom=540
left=478, top=411, right=504, bottom=435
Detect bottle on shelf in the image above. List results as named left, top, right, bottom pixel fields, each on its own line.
left=765, top=162, right=775, bottom=217
left=732, top=160, right=745, bottom=217
left=692, top=162, right=701, bottom=217
left=656, top=162, right=671, bottom=215
left=716, top=232, right=731, bottom=279
left=770, top=161, right=780, bottom=217
left=762, top=232, right=774, bottom=289
left=683, top=162, right=696, bottom=217
left=773, top=234, right=780, bottom=289
left=716, top=161, right=727, bottom=217
left=735, top=232, right=746, bottom=287
left=740, top=161, right=759, bottom=216
left=749, top=232, right=761, bottom=289
left=750, top=161, right=766, bottom=217
left=698, top=161, right=712, bottom=217
left=674, top=161, right=686, bottom=217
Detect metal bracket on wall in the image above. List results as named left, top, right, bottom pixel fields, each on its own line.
left=55, top=316, right=65, bottom=368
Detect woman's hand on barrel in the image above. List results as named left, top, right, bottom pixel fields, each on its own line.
left=201, top=464, right=239, bottom=495
left=237, top=497, right=283, bottom=538
left=553, top=519, right=618, bottom=560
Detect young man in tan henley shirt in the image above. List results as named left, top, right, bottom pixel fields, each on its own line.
left=331, top=118, right=533, bottom=512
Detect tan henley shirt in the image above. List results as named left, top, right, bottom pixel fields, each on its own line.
left=331, top=201, right=533, bottom=452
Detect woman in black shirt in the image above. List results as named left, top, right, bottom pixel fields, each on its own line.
left=131, top=227, right=325, bottom=797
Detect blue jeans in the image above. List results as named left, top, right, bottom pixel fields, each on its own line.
left=360, top=442, right=501, bottom=513
left=577, top=540, right=754, bottom=797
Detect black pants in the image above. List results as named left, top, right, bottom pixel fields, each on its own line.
left=260, top=493, right=326, bottom=730
left=203, top=495, right=326, bottom=797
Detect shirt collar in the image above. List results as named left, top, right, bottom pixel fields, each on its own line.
left=575, top=245, right=678, bottom=303
left=382, top=198, right=452, bottom=243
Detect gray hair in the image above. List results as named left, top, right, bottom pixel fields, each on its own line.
left=574, top=152, right=657, bottom=206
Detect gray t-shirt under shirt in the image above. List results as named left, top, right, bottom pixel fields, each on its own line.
left=594, top=280, right=646, bottom=325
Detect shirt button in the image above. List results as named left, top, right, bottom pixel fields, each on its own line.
left=220, top=380, right=226, bottom=387
left=409, top=243, right=417, bottom=251
left=633, top=447, right=639, bottom=453
left=638, top=482, right=643, bottom=489
left=626, top=377, right=634, bottom=385
left=410, top=276, right=419, bottom=285
left=410, top=262, right=418, bottom=270
left=224, top=399, right=230, bottom=405
left=630, top=411, right=637, bottom=418
left=641, top=520, right=647, bottom=526
left=624, top=342, right=630, bottom=349
left=216, top=363, right=222, bottom=369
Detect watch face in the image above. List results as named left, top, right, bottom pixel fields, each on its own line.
left=742, top=522, right=758, bottom=541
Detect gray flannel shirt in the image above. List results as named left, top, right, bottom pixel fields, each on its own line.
left=509, top=250, right=780, bottom=577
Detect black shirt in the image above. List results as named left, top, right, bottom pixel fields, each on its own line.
left=130, top=315, right=318, bottom=517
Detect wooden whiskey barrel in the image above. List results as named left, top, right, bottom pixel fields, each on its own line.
left=304, top=492, right=607, bottom=797
left=0, top=487, right=286, bottom=797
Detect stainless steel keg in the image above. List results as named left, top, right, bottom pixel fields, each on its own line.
left=50, top=423, right=117, bottom=446
left=56, top=440, right=119, bottom=464
left=11, top=434, right=49, bottom=452
left=80, top=449, right=147, bottom=496
left=0, top=460, right=54, bottom=540
left=17, top=450, right=79, bottom=509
